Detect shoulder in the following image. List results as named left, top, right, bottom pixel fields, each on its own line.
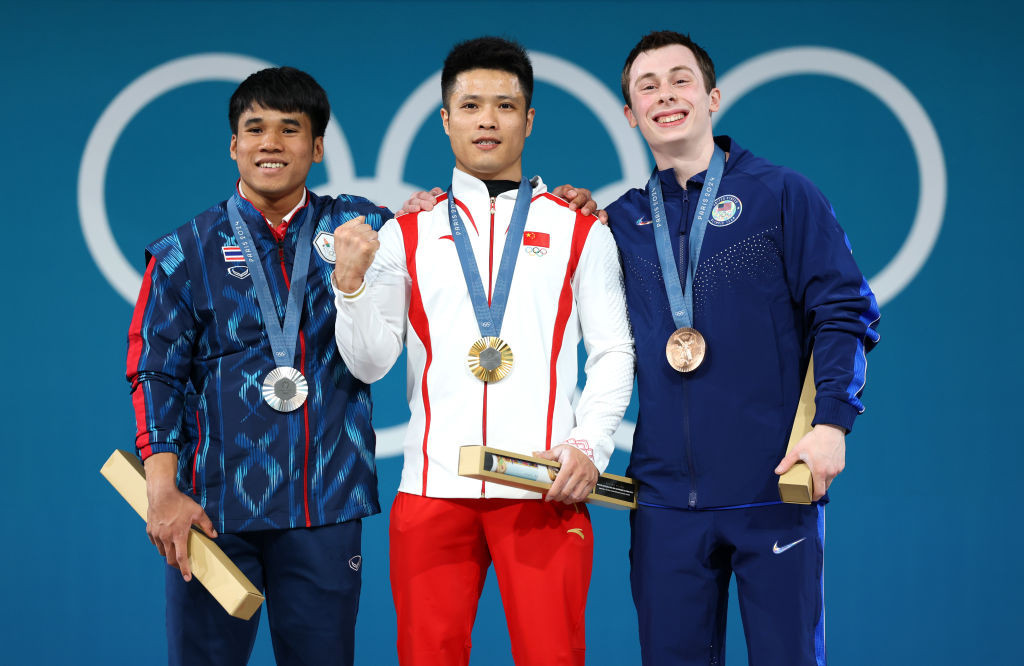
left=314, top=191, right=394, bottom=230
left=144, top=200, right=228, bottom=270
left=605, top=186, right=648, bottom=225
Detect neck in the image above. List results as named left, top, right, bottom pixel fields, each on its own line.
left=239, top=182, right=304, bottom=226
left=651, top=135, right=716, bottom=189
left=456, top=163, right=522, bottom=184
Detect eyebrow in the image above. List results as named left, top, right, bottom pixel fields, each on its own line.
left=455, top=93, right=519, bottom=102
left=634, top=65, right=697, bottom=83
left=243, top=116, right=303, bottom=127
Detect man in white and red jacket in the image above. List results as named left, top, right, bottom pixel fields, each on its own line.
left=332, top=37, right=635, bottom=666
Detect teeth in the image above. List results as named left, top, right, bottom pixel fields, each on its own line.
left=260, top=162, right=285, bottom=168
left=475, top=140, right=498, bottom=145
left=657, top=113, right=686, bottom=124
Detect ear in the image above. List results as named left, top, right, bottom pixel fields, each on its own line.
left=229, top=134, right=238, bottom=161
left=440, top=107, right=450, bottom=136
left=312, top=135, right=324, bottom=164
left=709, top=87, right=721, bottom=114
left=623, top=105, right=639, bottom=129
left=524, top=107, right=535, bottom=138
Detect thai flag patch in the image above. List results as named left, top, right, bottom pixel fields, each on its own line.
left=222, top=246, right=245, bottom=262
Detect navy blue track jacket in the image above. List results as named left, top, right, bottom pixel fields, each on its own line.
left=607, top=137, right=880, bottom=509
left=127, top=188, right=390, bottom=532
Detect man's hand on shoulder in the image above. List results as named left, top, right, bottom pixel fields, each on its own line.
left=396, top=188, right=444, bottom=216
left=774, top=424, right=846, bottom=501
left=535, top=440, right=599, bottom=504
left=144, top=453, right=217, bottom=582
left=332, top=215, right=378, bottom=293
left=550, top=184, right=607, bottom=224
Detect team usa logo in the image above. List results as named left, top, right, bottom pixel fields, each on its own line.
left=710, top=195, right=742, bottom=227
left=523, top=230, right=549, bottom=257
left=314, top=230, right=336, bottom=263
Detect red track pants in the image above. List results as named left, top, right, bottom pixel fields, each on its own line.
left=389, top=492, right=593, bottom=666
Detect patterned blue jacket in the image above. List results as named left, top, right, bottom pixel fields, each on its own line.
left=607, top=137, right=880, bottom=509
left=127, top=188, right=389, bottom=532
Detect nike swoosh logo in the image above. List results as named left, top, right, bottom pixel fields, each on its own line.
left=567, top=528, right=585, bottom=540
left=772, top=538, right=806, bottom=554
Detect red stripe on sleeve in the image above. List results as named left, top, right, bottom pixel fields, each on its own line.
left=545, top=214, right=595, bottom=449
left=400, top=216, right=433, bottom=495
left=128, top=259, right=157, bottom=451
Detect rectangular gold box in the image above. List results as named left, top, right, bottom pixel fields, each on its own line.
left=778, top=360, right=815, bottom=504
left=100, top=450, right=264, bottom=620
left=458, top=445, right=637, bottom=509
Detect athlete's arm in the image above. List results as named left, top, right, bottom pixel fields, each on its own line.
left=333, top=219, right=410, bottom=383
left=538, top=221, right=635, bottom=503
left=127, top=248, right=216, bottom=577
left=775, top=174, right=880, bottom=498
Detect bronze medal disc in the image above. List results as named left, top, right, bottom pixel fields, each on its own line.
left=666, top=327, right=706, bottom=372
left=467, top=337, right=514, bottom=382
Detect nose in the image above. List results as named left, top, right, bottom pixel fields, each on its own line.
left=478, top=105, right=497, bottom=129
left=260, top=132, right=283, bottom=151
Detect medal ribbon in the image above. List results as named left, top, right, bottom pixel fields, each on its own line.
left=227, top=195, right=315, bottom=369
left=447, top=178, right=533, bottom=338
left=648, top=145, right=725, bottom=330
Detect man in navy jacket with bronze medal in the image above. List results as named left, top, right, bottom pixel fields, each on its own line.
left=607, top=31, right=880, bottom=665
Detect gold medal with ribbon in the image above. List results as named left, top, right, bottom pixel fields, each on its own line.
left=467, top=336, right=514, bottom=383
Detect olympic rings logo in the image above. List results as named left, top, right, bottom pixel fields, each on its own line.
left=524, top=246, right=548, bottom=257
left=79, top=48, right=945, bottom=455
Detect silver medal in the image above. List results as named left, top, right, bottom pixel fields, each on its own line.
left=261, top=366, right=308, bottom=412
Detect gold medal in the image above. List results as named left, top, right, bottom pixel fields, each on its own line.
left=467, top=337, right=514, bottom=382
left=666, top=327, right=706, bottom=372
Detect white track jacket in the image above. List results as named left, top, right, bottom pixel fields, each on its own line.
left=335, top=169, right=635, bottom=499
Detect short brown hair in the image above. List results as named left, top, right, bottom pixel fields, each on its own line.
left=621, top=31, right=716, bottom=107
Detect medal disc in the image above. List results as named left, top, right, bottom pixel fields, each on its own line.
left=467, top=337, right=514, bottom=382
left=262, top=366, right=308, bottom=412
left=666, top=327, right=706, bottom=372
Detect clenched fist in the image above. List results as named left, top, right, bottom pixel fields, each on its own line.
left=332, top=215, right=379, bottom=292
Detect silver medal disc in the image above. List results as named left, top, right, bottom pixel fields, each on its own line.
left=261, top=366, right=308, bottom=412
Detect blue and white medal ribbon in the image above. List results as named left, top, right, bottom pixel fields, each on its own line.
left=447, top=178, right=533, bottom=382
left=227, top=195, right=315, bottom=410
left=649, top=145, right=725, bottom=372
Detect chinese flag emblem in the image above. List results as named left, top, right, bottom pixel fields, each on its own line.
left=523, top=231, right=550, bottom=248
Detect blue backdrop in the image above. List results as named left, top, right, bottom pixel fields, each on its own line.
left=3, top=1, right=1020, bottom=664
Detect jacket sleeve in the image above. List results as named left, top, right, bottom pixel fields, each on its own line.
left=782, top=173, right=881, bottom=432
left=567, top=220, right=636, bottom=472
left=334, top=218, right=410, bottom=383
left=125, top=235, right=198, bottom=461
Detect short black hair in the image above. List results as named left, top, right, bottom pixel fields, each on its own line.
left=441, top=36, right=534, bottom=110
left=621, top=31, right=716, bottom=107
left=228, top=66, right=330, bottom=138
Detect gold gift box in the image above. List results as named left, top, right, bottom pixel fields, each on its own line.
left=458, top=445, right=637, bottom=509
left=100, top=450, right=264, bottom=620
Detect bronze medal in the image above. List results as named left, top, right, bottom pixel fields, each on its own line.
left=666, top=327, right=706, bottom=372
left=467, top=336, right=514, bottom=382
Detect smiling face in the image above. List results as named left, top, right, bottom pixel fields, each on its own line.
left=441, top=68, right=535, bottom=182
left=229, top=104, right=323, bottom=213
left=624, top=44, right=720, bottom=159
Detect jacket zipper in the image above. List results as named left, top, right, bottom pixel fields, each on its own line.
left=277, top=234, right=312, bottom=526
left=480, top=197, right=497, bottom=498
left=678, top=189, right=699, bottom=508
